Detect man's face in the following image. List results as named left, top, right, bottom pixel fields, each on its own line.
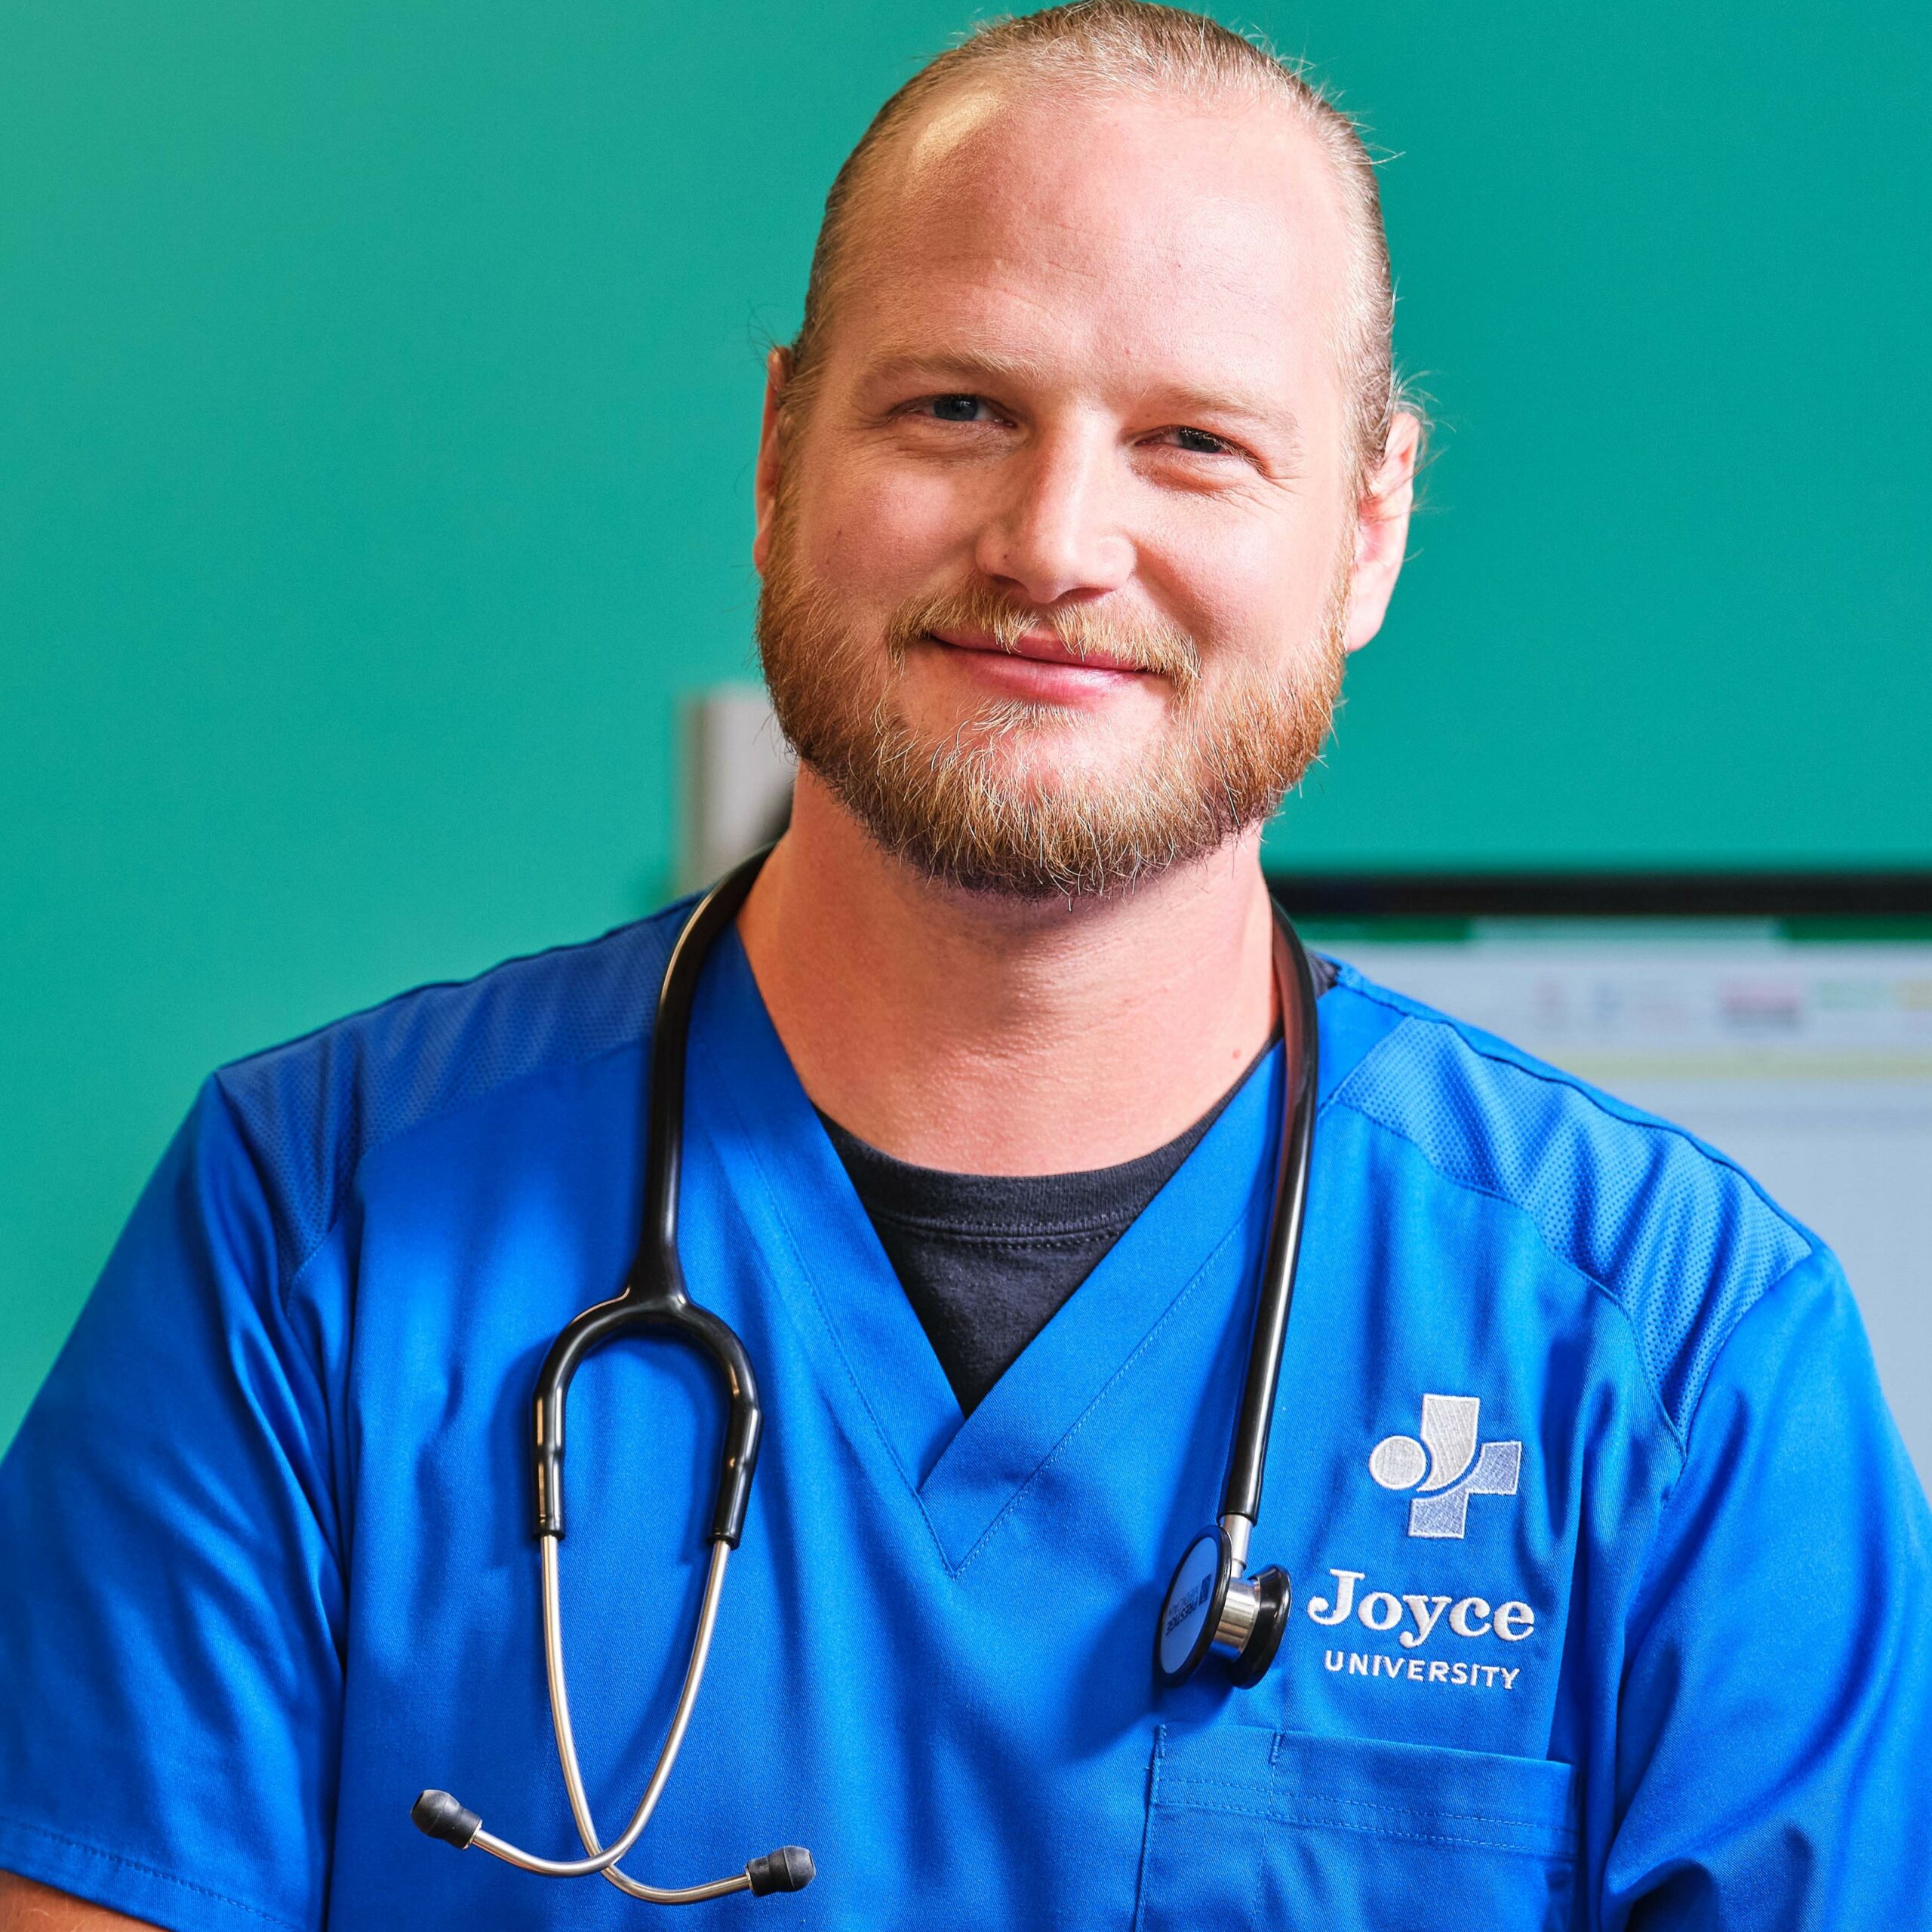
left=755, top=82, right=1410, bottom=897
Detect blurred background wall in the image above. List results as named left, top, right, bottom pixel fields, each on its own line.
left=5, top=0, right=1929, bottom=1442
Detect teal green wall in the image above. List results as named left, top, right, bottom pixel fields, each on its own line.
left=5, top=2, right=1929, bottom=1439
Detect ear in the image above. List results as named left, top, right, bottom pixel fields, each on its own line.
left=1341, top=409, right=1421, bottom=654
left=752, top=345, right=795, bottom=577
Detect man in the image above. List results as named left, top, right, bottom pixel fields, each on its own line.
left=2, top=4, right=1927, bottom=1927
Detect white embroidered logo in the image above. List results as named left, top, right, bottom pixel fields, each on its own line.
left=1369, top=1394, right=1521, bottom=1539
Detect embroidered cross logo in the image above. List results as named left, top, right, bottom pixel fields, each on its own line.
left=1368, top=1394, right=1521, bottom=1539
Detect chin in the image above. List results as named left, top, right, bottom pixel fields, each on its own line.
left=912, top=709, right=1162, bottom=792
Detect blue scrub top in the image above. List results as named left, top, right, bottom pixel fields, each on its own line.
left=1, top=903, right=1927, bottom=1930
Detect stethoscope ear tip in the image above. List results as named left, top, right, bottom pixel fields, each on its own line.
left=411, top=1789, right=481, bottom=1850
left=746, top=1844, right=817, bottom=1895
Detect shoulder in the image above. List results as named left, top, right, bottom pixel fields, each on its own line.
left=210, top=900, right=695, bottom=1287
left=1318, top=961, right=1819, bottom=1444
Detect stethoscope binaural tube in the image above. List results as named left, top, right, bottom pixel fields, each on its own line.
left=412, top=851, right=814, bottom=1904
left=1152, top=903, right=1320, bottom=1690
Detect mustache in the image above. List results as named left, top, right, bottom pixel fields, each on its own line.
left=882, top=583, right=1201, bottom=694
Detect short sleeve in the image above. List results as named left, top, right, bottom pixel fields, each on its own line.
left=1602, top=1246, right=1932, bottom=1927
left=0, top=1080, right=343, bottom=1932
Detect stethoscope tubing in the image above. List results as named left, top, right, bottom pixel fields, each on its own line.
left=1218, top=909, right=1321, bottom=1544
left=416, top=848, right=1318, bottom=1900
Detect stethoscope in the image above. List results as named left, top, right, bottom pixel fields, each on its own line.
left=411, top=844, right=1320, bottom=1904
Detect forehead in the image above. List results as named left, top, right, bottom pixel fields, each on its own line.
left=828, top=81, right=1356, bottom=414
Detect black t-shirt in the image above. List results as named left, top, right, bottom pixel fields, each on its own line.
left=819, top=958, right=1331, bottom=1414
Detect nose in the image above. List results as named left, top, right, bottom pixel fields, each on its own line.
left=974, top=421, right=1135, bottom=606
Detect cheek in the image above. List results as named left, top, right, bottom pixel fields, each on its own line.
left=792, top=450, right=983, bottom=610
left=1144, top=497, right=1351, bottom=672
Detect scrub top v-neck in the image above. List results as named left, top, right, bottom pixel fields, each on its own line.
left=816, top=1035, right=1272, bottom=1416
left=679, top=928, right=1291, bottom=1574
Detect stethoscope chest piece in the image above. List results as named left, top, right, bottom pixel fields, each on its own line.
left=1155, top=1525, right=1292, bottom=1689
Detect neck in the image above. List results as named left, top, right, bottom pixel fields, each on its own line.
left=734, top=772, right=1278, bottom=1174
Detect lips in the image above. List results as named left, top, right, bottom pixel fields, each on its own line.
left=927, top=627, right=1146, bottom=675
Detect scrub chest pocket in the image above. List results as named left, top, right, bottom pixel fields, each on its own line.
left=1134, top=1724, right=1579, bottom=1932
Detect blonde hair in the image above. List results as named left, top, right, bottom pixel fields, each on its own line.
left=786, top=0, right=1418, bottom=493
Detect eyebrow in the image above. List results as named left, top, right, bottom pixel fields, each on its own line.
left=857, top=347, right=1305, bottom=454
left=858, top=347, right=1043, bottom=392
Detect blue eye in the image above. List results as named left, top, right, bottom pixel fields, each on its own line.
left=929, top=395, right=983, bottom=422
